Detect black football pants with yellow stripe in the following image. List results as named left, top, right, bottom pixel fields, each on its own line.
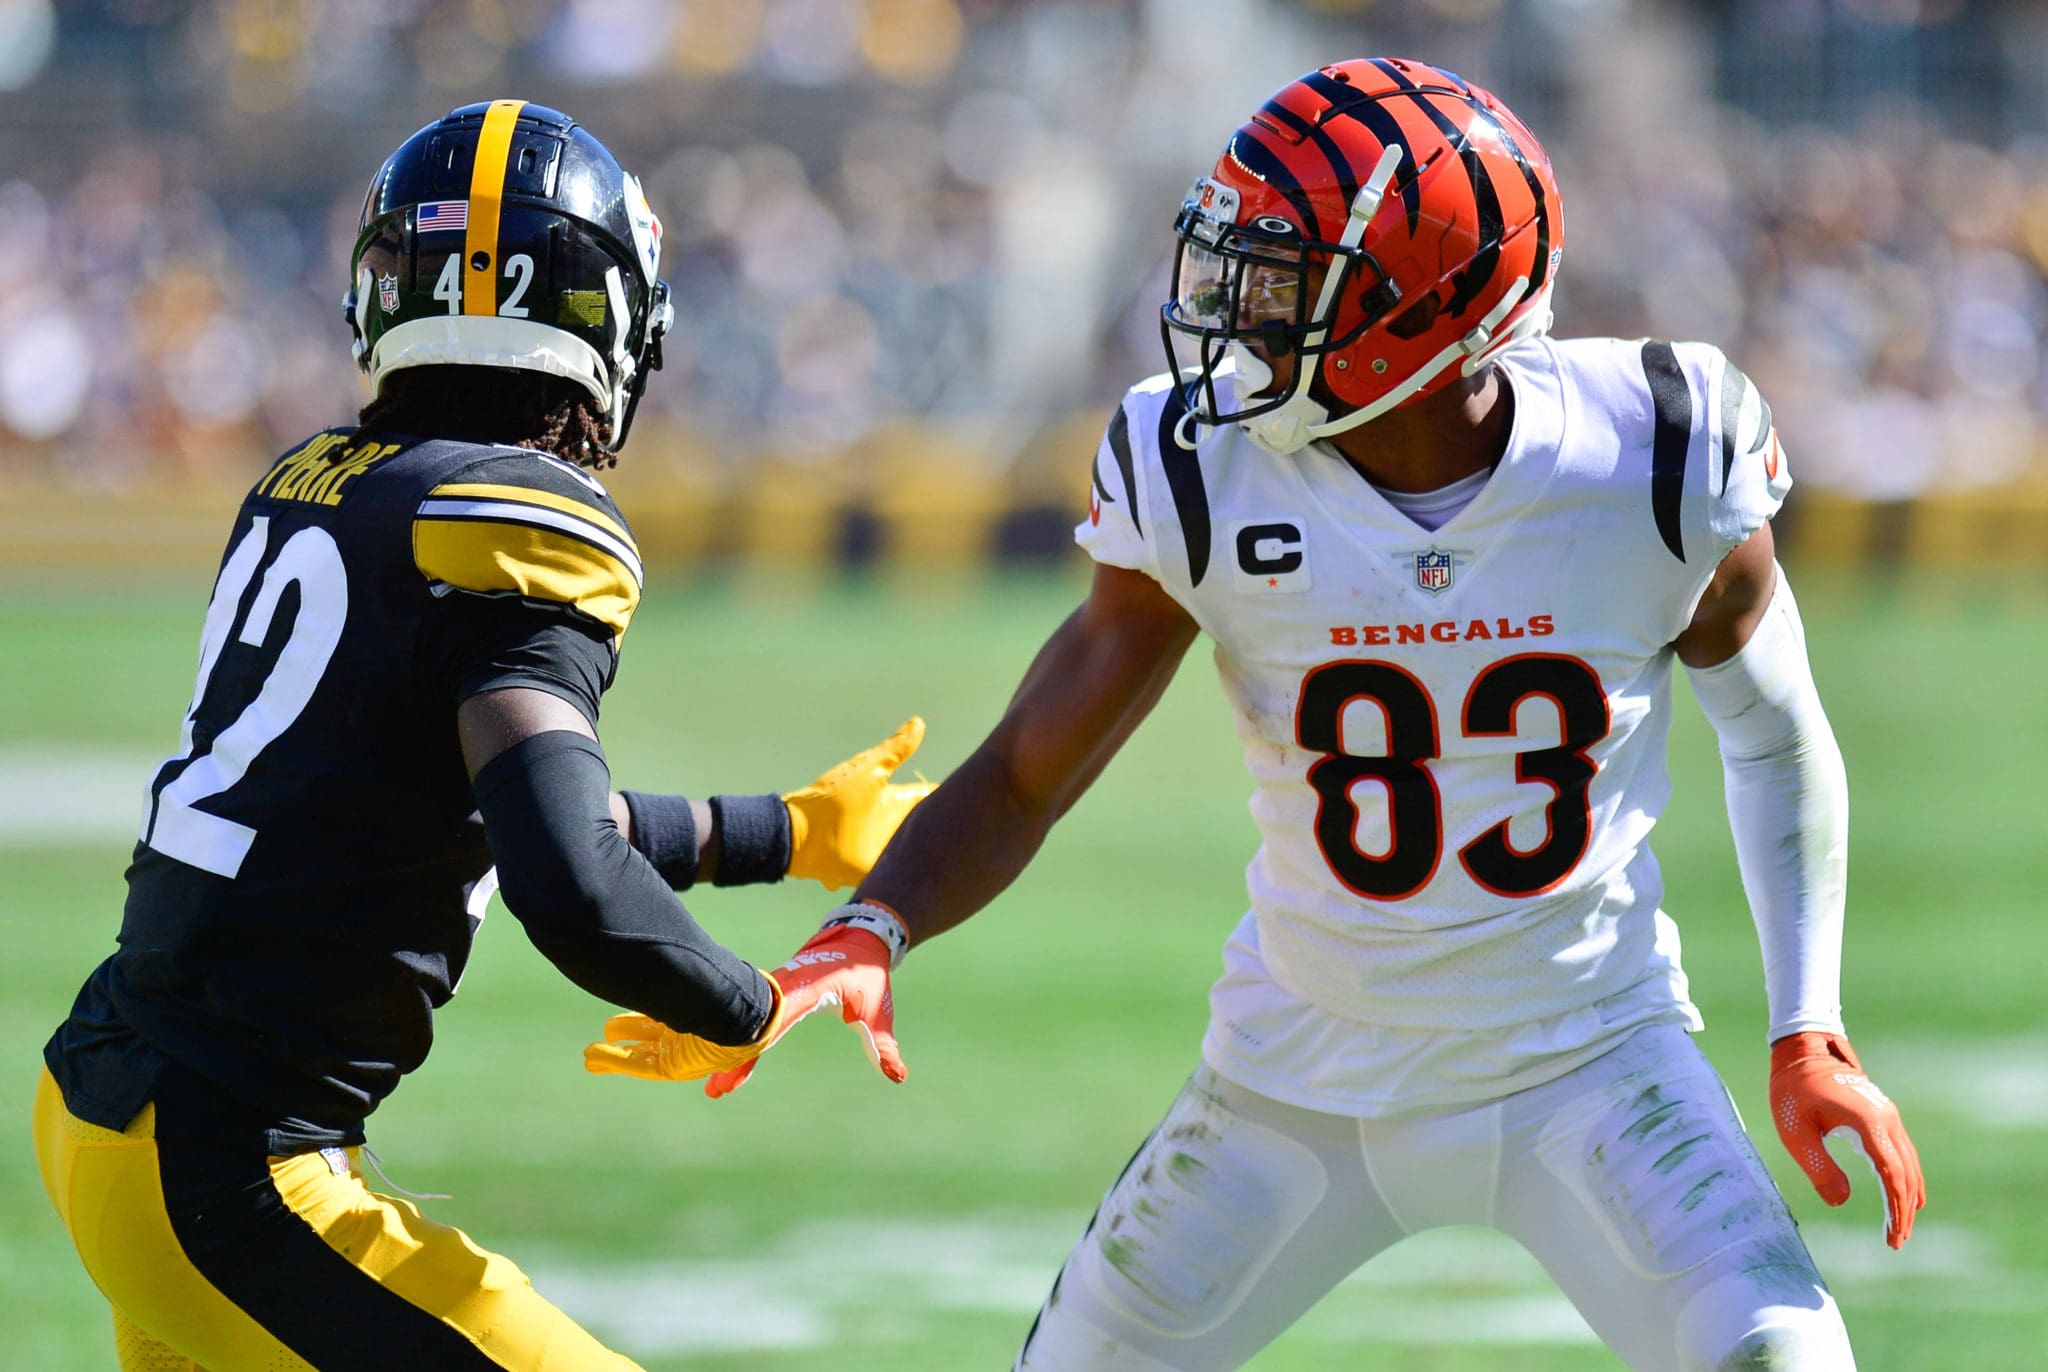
left=33, top=1066, right=642, bottom=1370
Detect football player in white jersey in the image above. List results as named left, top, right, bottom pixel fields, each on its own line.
left=596, top=58, right=1925, bottom=1370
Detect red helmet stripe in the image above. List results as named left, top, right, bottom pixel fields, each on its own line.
left=1362, top=61, right=1551, bottom=298
left=1367, top=87, right=1506, bottom=319
left=1298, top=69, right=1423, bottom=232
left=1228, top=124, right=1326, bottom=239
left=1255, top=97, right=1360, bottom=209
left=1170, top=58, right=1564, bottom=429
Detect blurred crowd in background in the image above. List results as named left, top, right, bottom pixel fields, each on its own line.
left=1, top=0, right=2045, bottom=502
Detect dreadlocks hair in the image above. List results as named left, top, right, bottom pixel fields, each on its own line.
left=357, top=367, right=617, bottom=469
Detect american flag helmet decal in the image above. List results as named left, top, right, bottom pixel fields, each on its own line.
left=415, top=200, right=468, bottom=234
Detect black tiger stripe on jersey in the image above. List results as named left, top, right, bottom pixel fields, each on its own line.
left=1226, top=128, right=1323, bottom=240
left=1717, top=361, right=1774, bottom=492
left=1156, top=386, right=1212, bottom=587
left=1105, top=404, right=1142, bottom=536
left=1091, top=451, right=1115, bottom=507
left=1719, top=362, right=1751, bottom=493
left=1642, top=340, right=1692, bottom=563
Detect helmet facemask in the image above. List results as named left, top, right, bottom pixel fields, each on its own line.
left=1162, top=144, right=1409, bottom=454
left=1160, top=58, right=1566, bottom=456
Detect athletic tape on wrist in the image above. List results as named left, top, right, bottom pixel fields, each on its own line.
left=821, top=901, right=910, bottom=968
left=709, top=792, right=792, bottom=887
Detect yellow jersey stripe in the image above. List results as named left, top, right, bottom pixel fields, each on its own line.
left=463, top=99, right=526, bottom=317
left=415, top=518, right=639, bottom=638
left=428, top=482, right=635, bottom=550
left=416, top=496, right=642, bottom=586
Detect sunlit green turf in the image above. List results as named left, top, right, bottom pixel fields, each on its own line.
left=3, top=567, right=2044, bottom=1369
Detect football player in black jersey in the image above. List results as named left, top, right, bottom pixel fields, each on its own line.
left=33, top=100, right=928, bottom=1370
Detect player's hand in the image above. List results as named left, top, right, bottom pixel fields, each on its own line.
left=1769, top=1031, right=1925, bottom=1248
left=783, top=717, right=936, bottom=890
left=704, top=919, right=907, bottom=1098
left=584, top=972, right=786, bottom=1083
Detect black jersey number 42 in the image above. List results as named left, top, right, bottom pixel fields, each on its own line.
left=1295, top=654, right=1610, bottom=901
left=141, top=516, right=348, bottom=879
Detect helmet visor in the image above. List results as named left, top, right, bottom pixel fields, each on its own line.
left=1162, top=203, right=1392, bottom=428
left=1171, top=241, right=1305, bottom=334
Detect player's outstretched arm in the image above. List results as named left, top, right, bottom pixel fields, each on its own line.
left=607, top=563, right=1200, bottom=1097
left=459, top=686, right=775, bottom=1055
left=1676, top=526, right=1926, bottom=1248
left=858, top=560, right=1200, bottom=945
left=603, top=718, right=935, bottom=891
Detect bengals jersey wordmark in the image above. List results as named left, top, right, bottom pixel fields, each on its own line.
left=1078, top=336, right=1790, bottom=1115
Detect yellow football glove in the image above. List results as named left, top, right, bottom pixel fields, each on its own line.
left=582, top=921, right=906, bottom=1094
left=782, top=716, right=936, bottom=890
left=584, top=975, right=787, bottom=1082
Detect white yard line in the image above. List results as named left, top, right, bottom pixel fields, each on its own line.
left=523, top=1213, right=1077, bottom=1357
left=522, top=1213, right=2023, bottom=1360
left=0, top=745, right=157, bottom=845
left=1867, top=1035, right=2048, bottom=1129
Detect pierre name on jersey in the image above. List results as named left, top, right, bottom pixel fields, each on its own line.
left=97, top=429, right=646, bottom=1147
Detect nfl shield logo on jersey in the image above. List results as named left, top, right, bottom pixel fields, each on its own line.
left=1415, top=548, right=1453, bottom=594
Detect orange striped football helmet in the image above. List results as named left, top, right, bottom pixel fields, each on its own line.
left=1162, top=58, right=1563, bottom=454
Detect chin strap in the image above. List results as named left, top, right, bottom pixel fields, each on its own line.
left=1204, top=147, right=1400, bottom=454
left=1239, top=275, right=1548, bottom=456
left=346, top=267, right=374, bottom=367
left=1225, top=145, right=1405, bottom=455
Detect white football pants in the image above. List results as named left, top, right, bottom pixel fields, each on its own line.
left=1015, top=1025, right=1852, bottom=1371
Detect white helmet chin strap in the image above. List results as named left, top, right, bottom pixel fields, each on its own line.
left=1241, top=273, right=1546, bottom=456
left=1189, top=138, right=1558, bottom=460
left=1229, top=143, right=1405, bottom=456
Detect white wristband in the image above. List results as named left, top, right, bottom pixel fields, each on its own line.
left=821, top=901, right=910, bottom=969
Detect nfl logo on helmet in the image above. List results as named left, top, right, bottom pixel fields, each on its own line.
left=1416, top=548, right=1453, bottom=593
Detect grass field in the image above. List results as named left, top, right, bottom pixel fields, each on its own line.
left=3, top=565, right=2045, bottom=1369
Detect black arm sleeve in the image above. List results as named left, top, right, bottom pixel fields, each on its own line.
left=471, top=731, right=772, bottom=1045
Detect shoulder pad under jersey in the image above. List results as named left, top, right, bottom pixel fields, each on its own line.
left=1076, top=373, right=1231, bottom=590
left=412, top=448, right=642, bottom=640
left=1636, top=339, right=1793, bottom=566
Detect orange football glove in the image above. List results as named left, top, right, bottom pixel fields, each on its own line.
left=703, top=920, right=906, bottom=1099
left=1769, top=1031, right=1925, bottom=1249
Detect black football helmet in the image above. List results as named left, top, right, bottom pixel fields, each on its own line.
left=345, top=99, right=674, bottom=451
